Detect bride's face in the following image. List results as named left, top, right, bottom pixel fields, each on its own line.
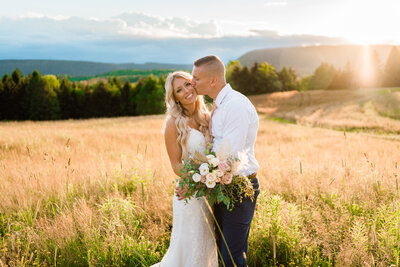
left=173, top=77, right=197, bottom=106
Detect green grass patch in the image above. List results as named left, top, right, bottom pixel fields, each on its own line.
left=268, top=116, right=297, bottom=124
left=378, top=88, right=400, bottom=95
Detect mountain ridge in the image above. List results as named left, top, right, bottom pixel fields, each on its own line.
left=238, top=44, right=399, bottom=75
left=0, top=59, right=192, bottom=76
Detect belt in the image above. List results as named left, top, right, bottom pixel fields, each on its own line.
left=248, top=173, right=257, bottom=179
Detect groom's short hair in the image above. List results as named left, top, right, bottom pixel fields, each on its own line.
left=194, top=55, right=226, bottom=78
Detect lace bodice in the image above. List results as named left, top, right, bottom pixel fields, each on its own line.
left=187, top=128, right=206, bottom=158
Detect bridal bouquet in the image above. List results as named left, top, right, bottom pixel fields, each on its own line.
left=177, top=143, right=254, bottom=210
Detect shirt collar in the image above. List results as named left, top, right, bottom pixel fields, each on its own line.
left=214, top=83, right=232, bottom=107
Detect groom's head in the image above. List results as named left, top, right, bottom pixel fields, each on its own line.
left=191, top=55, right=226, bottom=99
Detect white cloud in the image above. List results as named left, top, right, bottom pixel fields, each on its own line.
left=0, top=12, right=349, bottom=63
left=115, top=12, right=219, bottom=38
left=264, top=1, right=288, bottom=7
left=0, top=12, right=219, bottom=43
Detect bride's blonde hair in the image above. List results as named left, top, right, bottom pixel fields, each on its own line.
left=165, top=71, right=211, bottom=160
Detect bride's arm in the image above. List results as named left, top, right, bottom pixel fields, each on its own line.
left=165, top=118, right=188, bottom=200
left=164, top=117, right=182, bottom=176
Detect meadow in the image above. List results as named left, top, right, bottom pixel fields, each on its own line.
left=1, top=88, right=400, bottom=266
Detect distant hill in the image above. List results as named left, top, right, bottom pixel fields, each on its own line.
left=238, top=45, right=399, bottom=76
left=69, top=69, right=181, bottom=82
left=0, top=60, right=192, bottom=76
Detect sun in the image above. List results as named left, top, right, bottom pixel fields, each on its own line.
left=337, top=0, right=400, bottom=45
left=346, top=35, right=381, bottom=46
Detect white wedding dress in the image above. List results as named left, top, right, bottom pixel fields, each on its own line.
left=151, top=128, right=218, bottom=267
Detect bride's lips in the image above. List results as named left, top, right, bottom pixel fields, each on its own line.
left=185, top=93, right=194, bottom=100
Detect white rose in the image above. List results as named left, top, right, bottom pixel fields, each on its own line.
left=214, top=169, right=224, bottom=178
left=206, top=180, right=216, bottom=188
left=199, top=163, right=209, bottom=175
left=206, top=173, right=217, bottom=182
left=209, top=157, right=220, bottom=167
left=192, top=173, right=202, bottom=182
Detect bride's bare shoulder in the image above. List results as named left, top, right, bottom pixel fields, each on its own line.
left=164, top=116, right=177, bottom=136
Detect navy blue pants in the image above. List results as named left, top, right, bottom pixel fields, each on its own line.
left=214, top=177, right=260, bottom=267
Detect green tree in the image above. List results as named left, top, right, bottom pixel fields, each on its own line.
left=329, top=62, right=356, bottom=90
left=1, top=74, right=14, bottom=119
left=91, top=81, right=112, bottom=117
left=279, top=67, right=298, bottom=91
left=134, top=75, right=165, bottom=115
left=255, top=62, right=282, bottom=94
left=43, top=75, right=60, bottom=94
left=234, top=65, right=252, bottom=95
left=383, top=46, right=400, bottom=87
left=109, top=76, right=123, bottom=90
left=308, top=63, right=337, bottom=90
left=120, top=80, right=138, bottom=116
left=370, top=49, right=383, bottom=87
left=1, top=70, right=26, bottom=120
left=298, top=76, right=311, bottom=91
left=80, top=84, right=92, bottom=118
left=58, top=77, right=76, bottom=119
left=0, top=78, right=4, bottom=119
left=28, top=70, right=60, bottom=120
left=226, top=60, right=242, bottom=88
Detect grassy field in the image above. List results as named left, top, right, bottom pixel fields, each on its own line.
left=250, top=87, right=400, bottom=136
left=1, top=88, right=400, bottom=266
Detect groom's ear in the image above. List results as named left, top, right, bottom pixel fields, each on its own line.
left=210, top=76, right=218, bottom=87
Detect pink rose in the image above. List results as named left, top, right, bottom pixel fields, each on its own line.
left=221, top=173, right=233, bottom=185
left=218, top=161, right=230, bottom=172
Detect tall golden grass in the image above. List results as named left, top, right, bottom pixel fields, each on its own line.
left=1, top=89, right=400, bottom=266
left=250, top=88, right=400, bottom=135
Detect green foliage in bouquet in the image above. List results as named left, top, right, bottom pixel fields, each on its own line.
left=176, top=144, right=254, bottom=211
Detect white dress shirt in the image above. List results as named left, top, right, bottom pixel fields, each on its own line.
left=211, top=83, right=260, bottom=177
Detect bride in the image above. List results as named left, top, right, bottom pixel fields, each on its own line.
left=151, top=71, right=218, bottom=267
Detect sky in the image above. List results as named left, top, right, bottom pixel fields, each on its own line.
left=0, top=0, right=399, bottom=64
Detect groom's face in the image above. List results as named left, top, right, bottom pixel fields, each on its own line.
left=191, top=65, right=211, bottom=96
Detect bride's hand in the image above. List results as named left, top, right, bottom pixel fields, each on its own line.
left=175, top=183, right=189, bottom=200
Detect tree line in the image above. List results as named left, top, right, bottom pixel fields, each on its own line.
left=227, top=46, right=400, bottom=94
left=1, top=46, right=399, bottom=121
left=0, top=70, right=165, bottom=120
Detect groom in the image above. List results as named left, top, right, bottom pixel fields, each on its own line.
left=191, top=55, right=260, bottom=267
